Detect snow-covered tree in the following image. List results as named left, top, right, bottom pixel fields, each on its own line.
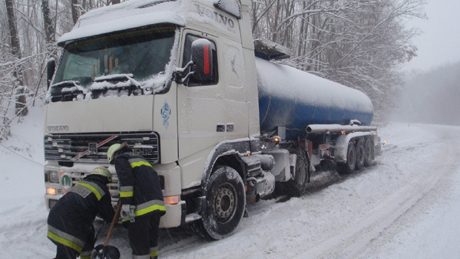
left=0, top=0, right=126, bottom=141
left=0, top=0, right=424, bottom=140
left=252, top=0, right=426, bottom=122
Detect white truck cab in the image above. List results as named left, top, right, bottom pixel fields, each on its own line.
left=44, top=0, right=261, bottom=238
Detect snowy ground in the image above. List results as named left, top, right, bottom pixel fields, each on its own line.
left=1, top=103, right=460, bottom=258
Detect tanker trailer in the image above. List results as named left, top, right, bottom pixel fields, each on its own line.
left=255, top=57, right=380, bottom=175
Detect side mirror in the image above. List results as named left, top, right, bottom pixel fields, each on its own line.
left=46, top=59, right=56, bottom=89
left=191, top=39, right=214, bottom=82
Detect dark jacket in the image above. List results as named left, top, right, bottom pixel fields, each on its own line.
left=114, top=149, right=165, bottom=218
left=47, top=175, right=114, bottom=253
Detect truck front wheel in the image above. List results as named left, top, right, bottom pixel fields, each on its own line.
left=199, top=166, right=246, bottom=240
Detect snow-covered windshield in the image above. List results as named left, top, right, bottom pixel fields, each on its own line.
left=49, top=25, right=177, bottom=102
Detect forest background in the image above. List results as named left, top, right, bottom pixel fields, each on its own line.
left=0, top=0, right=428, bottom=141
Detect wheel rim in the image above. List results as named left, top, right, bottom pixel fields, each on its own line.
left=296, top=162, right=306, bottom=185
left=214, top=184, right=236, bottom=223
left=357, top=142, right=365, bottom=166
left=348, top=148, right=355, bottom=167
left=365, top=142, right=372, bottom=160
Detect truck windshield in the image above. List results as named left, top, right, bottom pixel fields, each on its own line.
left=49, top=25, right=177, bottom=102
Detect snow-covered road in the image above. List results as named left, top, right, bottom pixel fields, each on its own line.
left=158, top=123, right=460, bottom=259
left=1, top=107, right=459, bottom=258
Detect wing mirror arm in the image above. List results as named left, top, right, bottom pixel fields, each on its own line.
left=174, top=61, right=195, bottom=85
left=173, top=38, right=214, bottom=85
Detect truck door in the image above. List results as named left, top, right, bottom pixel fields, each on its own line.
left=177, top=31, right=224, bottom=187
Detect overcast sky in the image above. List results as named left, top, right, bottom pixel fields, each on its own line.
left=404, top=0, right=460, bottom=71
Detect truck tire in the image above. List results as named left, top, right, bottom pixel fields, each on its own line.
left=355, top=138, right=365, bottom=170
left=275, top=147, right=309, bottom=197
left=199, top=166, right=246, bottom=240
left=363, top=138, right=373, bottom=166
left=337, top=142, right=356, bottom=175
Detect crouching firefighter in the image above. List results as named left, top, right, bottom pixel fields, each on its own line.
left=47, top=167, right=115, bottom=259
left=107, top=142, right=166, bottom=259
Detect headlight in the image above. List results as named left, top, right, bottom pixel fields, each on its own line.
left=46, top=187, right=56, bottom=195
left=47, top=171, right=59, bottom=183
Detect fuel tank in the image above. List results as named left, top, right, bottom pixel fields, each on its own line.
left=256, top=58, right=374, bottom=139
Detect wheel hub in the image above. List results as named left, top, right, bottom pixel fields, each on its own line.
left=349, top=149, right=355, bottom=165
left=214, top=185, right=235, bottom=222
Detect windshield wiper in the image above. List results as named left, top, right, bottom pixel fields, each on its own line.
left=47, top=80, right=87, bottom=102
left=94, top=73, right=135, bottom=83
left=90, top=73, right=143, bottom=98
left=51, top=80, right=80, bottom=88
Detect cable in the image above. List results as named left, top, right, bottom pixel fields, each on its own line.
left=0, top=144, right=44, bottom=167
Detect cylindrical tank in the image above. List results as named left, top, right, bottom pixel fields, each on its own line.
left=256, top=58, right=374, bottom=139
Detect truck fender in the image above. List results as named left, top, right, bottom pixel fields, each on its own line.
left=335, top=132, right=373, bottom=163
left=200, top=139, right=256, bottom=191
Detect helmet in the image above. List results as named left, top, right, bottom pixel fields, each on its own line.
left=91, top=167, right=112, bottom=182
left=107, top=143, right=122, bottom=164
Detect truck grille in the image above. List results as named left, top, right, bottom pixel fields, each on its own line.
left=44, top=132, right=160, bottom=164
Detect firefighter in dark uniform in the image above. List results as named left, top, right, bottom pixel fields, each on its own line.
left=107, top=142, right=165, bottom=259
left=47, top=167, right=114, bottom=259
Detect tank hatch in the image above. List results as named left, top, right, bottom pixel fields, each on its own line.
left=254, top=39, right=291, bottom=61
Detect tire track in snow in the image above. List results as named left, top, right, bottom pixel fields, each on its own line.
left=355, top=130, right=460, bottom=259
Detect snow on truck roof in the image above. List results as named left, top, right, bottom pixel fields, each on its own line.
left=57, top=0, right=186, bottom=44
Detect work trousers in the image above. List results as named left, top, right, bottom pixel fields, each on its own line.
left=128, top=211, right=162, bottom=258
left=53, top=225, right=95, bottom=259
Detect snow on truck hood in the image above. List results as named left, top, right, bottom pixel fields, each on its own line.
left=58, top=0, right=186, bottom=44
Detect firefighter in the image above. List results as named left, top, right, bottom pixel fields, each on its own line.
left=47, top=167, right=114, bottom=259
left=107, top=142, right=166, bottom=259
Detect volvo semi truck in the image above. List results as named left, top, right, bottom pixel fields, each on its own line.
left=44, top=0, right=381, bottom=240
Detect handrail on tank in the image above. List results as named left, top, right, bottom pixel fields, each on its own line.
left=306, top=124, right=378, bottom=134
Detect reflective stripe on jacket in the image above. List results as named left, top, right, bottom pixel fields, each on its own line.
left=72, top=180, right=106, bottom=200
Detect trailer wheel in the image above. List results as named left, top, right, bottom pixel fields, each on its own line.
left=363, top=138, right=373, bottom=166
left=355, top=138, right=365, bottom=170
left=337, top=142, right=356, bottom=175
left=275, top=147, right=309, bottom=197
left=199, top=166, right=246, bottom=240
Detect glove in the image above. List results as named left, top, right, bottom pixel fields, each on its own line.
left=120, top=204, right=136, bottom=220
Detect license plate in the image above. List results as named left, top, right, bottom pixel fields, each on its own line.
left=133, top=146, right=154, bottom=157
